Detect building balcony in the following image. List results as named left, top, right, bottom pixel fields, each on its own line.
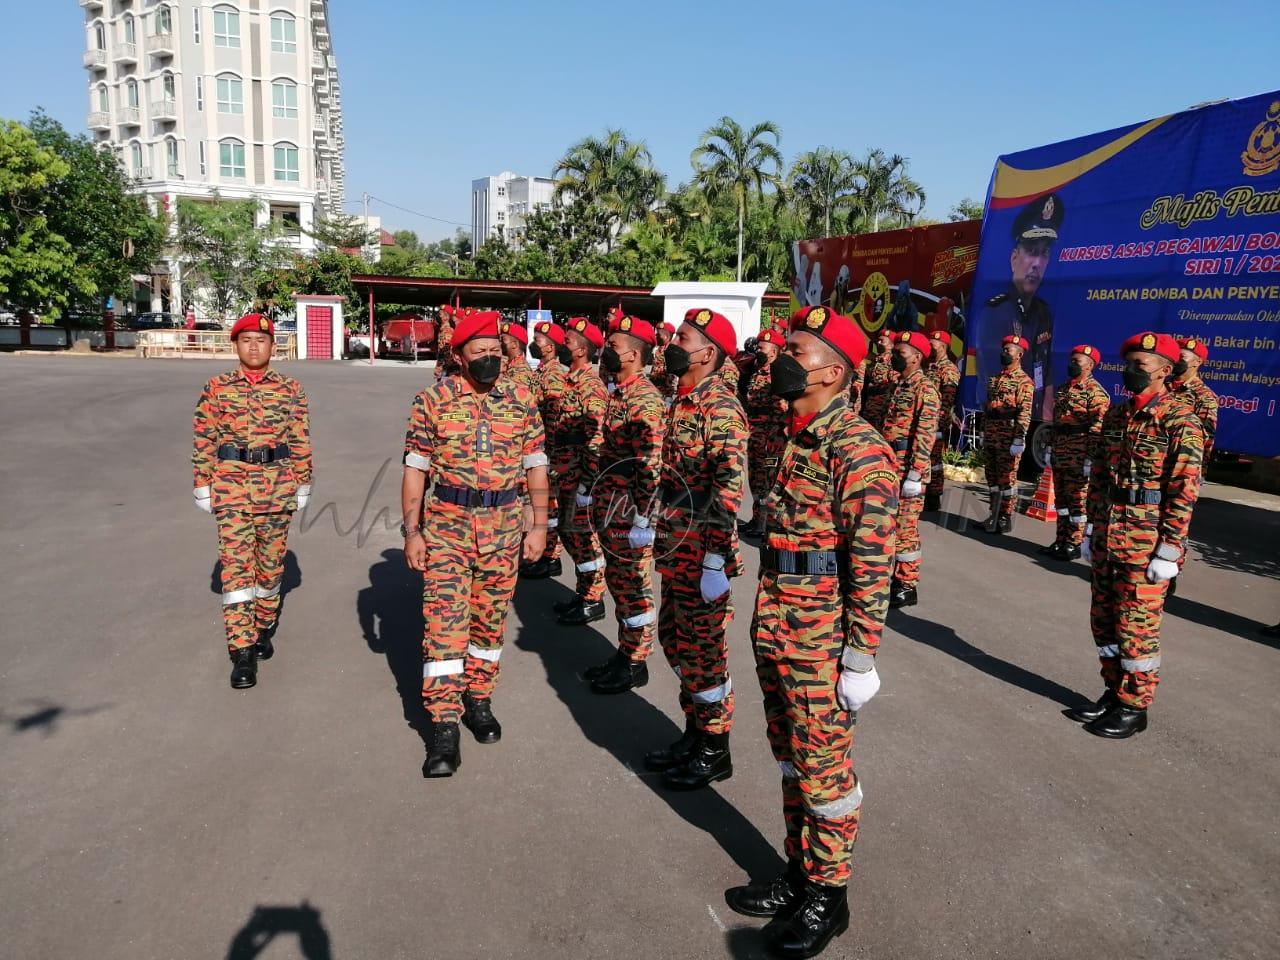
left=134, top=166, right=153, bottom=181
left=311, top=51, right=326, bottom=71
left=120, top=107, right=141, bottom=127
left=313, top=112, right=327, bottom=133
left=88, top=111, right=112, bottom=131
left=116, top=42, right=138, bottom=64
left=151, top=99, right=178, bottom=122
left=149, top=31, right=175, bottom=58
left=83, top=49, right=108, bottom=70
left=79, top=0, right=104, bottom=10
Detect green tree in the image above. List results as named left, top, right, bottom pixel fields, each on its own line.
left=553, top=129, right=664, bottom=250
left=470, top=235, right=517, bottom=280
left=849, top=149, right=926, bottom=232
left=691, top=117, right=784, bottom=281
left=176, top=194, right=285, bottom=320
left=787, top=147, right=858, bottom=238
left=307, top=212, right=376, bottom=251
left=949, top=197, right=984, bottom=222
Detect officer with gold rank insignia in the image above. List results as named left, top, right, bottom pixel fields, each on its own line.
left=521, top=320, right=571, bottom=580
left=499, top=319, right=536, bottom=392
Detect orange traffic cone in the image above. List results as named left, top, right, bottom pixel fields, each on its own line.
left=1024, top=468, right=1057, bottom=522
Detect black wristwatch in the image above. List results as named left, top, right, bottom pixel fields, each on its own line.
left=400, top=522, right=421, bottom=538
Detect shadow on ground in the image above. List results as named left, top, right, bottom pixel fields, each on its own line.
left=357, top=549, right=431, bottom=750
left=226, top=902, right=332, bottom=959
left=1186, top=495, right=1280, bottom=580
left=1, top=699, right=112, bottom=737
left=210, top=551, right=304, bottom=598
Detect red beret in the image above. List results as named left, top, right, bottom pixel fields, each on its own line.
left=439, top=305, right=454, bottom=319
left=608, top=314, right=656, bottom=346
left=661, top=322, right=676, bottom=335
left=894, top=330, right=931, bottom=356
left=929, top=329, right=952, bottom=347
left=683, top=307, right=737, bottom=356
left=789, top=306, right=868, bottom=369
left=567, top=316, right=604, bottom=349
left=499, top=319, right=528, bottom=346
left=1002, top=335, right=1029, bottom=351
left=533, top=320, right=565, bottom=347
left=231, top=313, right=273, bottom=339
left=454, top=310, right=501, bottom=347
left=1177, top=336, right=1208, bottom=360
left=1121, top=331, right=1180, bottom=363
left=757, top=328, right=786, bottom=348
left=1071, top=344, right=1101, bottom=363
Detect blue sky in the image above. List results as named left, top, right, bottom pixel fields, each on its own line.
left=4, top=1, right=1276, bottom=241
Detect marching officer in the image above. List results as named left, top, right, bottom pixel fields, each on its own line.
left=1039, top=345, right=1110, bottom=560
left=646, top=308, right=748, bottom=790
left=650, top=320, right=678, bottom=401
left=982, top=335, right=1034, bottom=533
left=579, top=315, right=666, bottom=693
left=923, top=330, right=960, bottom=512
left=521, top=320, right=571, bottom=580
left=859, top=328, right=897, bottom=432
left=724, top=305, right=897, bottom=959
left=401, top=310, right=549, bottom=777
left=1068, top=332, right=1203, bottom=739
left=880, top=330, right=940, bottom=608
left=554, top=318, right=610, bottom=626
left=499, top=319, right=535, bottom=391
left=436, top=305, right=460, bottom=376
left=192, top=313, right=312, bottom=690
left=740, top=327, right=788, bottom=539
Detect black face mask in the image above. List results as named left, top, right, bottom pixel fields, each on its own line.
left=664, top=343, right=691, bottom=377
left=1067, top=359, right=1083, bottom=378
left=468, top=355, right=502, bottom=385
left=1122, top=365, right=1152, bottom=393
left=555, top=345, right=573, bottom=366
left=1171, top=359, right=1188, bottom=379
left=600, top=346, right=624, bottom=373
left=753, top=350, right=768, bottom=366
left=890, top=353, right=908, bottom=373
left=769, top=354, right=812, bottom=401
left=529, top=342, right=545, bottom=361
left=1000, top=352, right=1017, bottom=367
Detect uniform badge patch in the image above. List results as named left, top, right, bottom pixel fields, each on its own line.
left=1141, top=333, right=1156, bottom=350
left=806, top=307, right=827, bottom=328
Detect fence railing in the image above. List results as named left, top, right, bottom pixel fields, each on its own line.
left=136, top=329, right=298, bottom=360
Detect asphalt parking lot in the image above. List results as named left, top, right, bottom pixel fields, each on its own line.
left=1, top=354, right=1277, bottom=960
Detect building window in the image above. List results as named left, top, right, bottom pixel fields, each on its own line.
left=193, top=7, right=200, bottom=43
left=273, top=143, right=299, bottom=182
left=162, top=72, right=176, bottom=101
left=195, top=76, right=203, bottom=111
left=166, top=138, right=180, bottom=177
left=216, top=75, right=243, bottom=115
left=270, top=14, right=296, bottom=54
left=126, top=79, right=140, bottom=109
left=97, top=85, right=109, bottom=112
left=123, top=14, right=136, bottom=45
left=219, top=139, right=245, bottom=178
left=156, top=5, right=173, bottom=35
left=271, top=80, right=297, bottom=119
left=94, top=22, right=106, bottom=49
left=497, top=186, right=505, bottom=197
left=213, top=6, right=240, bottom=48
left=198, top=141, right=207, bottom=176
left=130, top=142, right=143, bottom=173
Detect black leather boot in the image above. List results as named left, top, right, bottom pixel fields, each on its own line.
left=998, top=514, right=1012, bottom=533
left=1085, top=704, right=1148, bottom=739
left=462, top=694, right=502, bottom=744
left=1058, top=543, right=1081, bottom=561
left=644, top=717, right=699, bottom=772
left=589, top=656, right=648, bottom=694
left=552, top=595, right=583, bottom=615
left=888, top=582, right=917, bottom=609
left=255, top=624, right=276, bottom=661
left=664, top=731, right=731, bottom=790
left=1038, top=540, right=1062, bottom=556
left=981, top=513, right=1002, bottom=535
left=923, top=492, right=942, bottom=512
left=545, top=557, right=563, bottom=576
left=520, top=558, right=551, bottom=579
left=725, top=860, right=805, bottom=918
left=559, top=599, right=606, bottom=625
left=1166, top=576, right=1177, bottom=598
left=765, top=880, right=850, bottom=958
left=1062, top=689, right=1116, bottom=723
left=229, top=647, right=257, bottom=689
left=424, top=721, right=461, bottom=777
left=583, top=650, right=623, bottom=682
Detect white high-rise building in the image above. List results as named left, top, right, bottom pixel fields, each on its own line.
left=79, top=0, right=346, bottom=315
left=471, top=172, right=556, bottom=248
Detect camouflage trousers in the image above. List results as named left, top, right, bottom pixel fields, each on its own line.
left=216, top=510, right=293, bottom=652
left=894, top=493, right=925, bottom=587
left=557, top=484, right=606, bottom=603
left=751, top=573, right=862, bottom=887
left=658, top=553, right=735, bottom=734
left=596, top=515, right=657, bottom=661
left=927, top=430, right=947, bottom=498
left=983, top=422, right=1023, bottom=519
left=420, top=522, right=520, bottom=723
left=1051, top=464, right=1090, bottom=546
left=747, top=432, right=784, bottom=522
left=540, top=486, right=561, bottom=562
left=1088, top=556, right=1165, bottom=709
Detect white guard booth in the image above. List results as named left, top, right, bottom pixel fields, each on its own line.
left=294, top=295, right=345, bottom=360
left=650, top=282, right=768, bottom=349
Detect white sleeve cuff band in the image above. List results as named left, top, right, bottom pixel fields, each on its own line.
left=194, top=486, right=211, bottom=499
left=702, top=553, right=726, bottom=571
left=297, top=484, right=311, bottom=497
left=523, top=452, right=548, bottom=469
left=404, top=452, right=431, bottom=471
left=1155, top=542, right=1181, bottom=562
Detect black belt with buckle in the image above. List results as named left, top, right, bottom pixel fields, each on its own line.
left=1109, top=485, right=1162, bottom=506
left=660, top=484, right=711, bottom=512
left=434, top=485, right=519, bottom=508
left=761, top=547, right=848, bottom=576
left=557, top=430, right=587, bottom=445
left=217, top=443, right=291, bottom=464
left=891, top=438, right=910, bottom=452
left=599, top=461, right=638, bottom=480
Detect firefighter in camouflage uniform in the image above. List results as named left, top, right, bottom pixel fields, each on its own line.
left=521, top=320, right=571, bottom=580
left=982, top=335, right=1035, bottom=533
left=879, top=330, right=940, bottom=609
left=724, top=305, right=897, bottom=959
left=192, top=313, right=312, bottom=690
left=859, top=328, right=897, bottom=433
left=650, top=321, right=678, bottom=402
left=1039, top=344, right=1110, bottom=561
left=645, top=308, right=748, bottom=790
left=499, top=319, right=536, bottom=392
left=1065, top=332, right=1203, bottom=740
left=436, top=305, right=461, bottom=376
left=579, top=315, right=666, bottom=693
left=1167, top=335, right=1219, bottom=593
left=740, top=327, right=788, bottom=539
left=554, top=318, right=610, bottom=626
left=924, top=330, right=960, bottom=512
left=401, top=310, right=549, bottom=777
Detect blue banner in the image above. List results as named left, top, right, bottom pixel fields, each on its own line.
left=963, top=90, right=1280, bottom=457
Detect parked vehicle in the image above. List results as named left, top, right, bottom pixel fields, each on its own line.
left=132, top=312, right=177, bottom=330
left=379, top=314, right=436, bottom=360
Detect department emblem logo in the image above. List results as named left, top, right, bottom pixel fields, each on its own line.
left=259, top=317, right=269, bottom=331
left=500, top=321, right=510, bottom=333
left=620, top=316, right=632, bottom=332
left=899, top=331, right=911, bottom=343
left=1141, top=333, right=1157, bottom=350
left=805, top=307, right=827, bottom=328
left=1186, top=339, right=1197, bottom=349
left=1242, top=100, right=1280, bottom=177
left=695, top=309, right=712, bottom=326
left=1041, top=196, right=1055, bottom=221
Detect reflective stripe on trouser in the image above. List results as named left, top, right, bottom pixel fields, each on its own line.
left=1089, top=556, right=1166, bottom=709
left=540, top=486, right=561, bottom=562
left=983, top=422, right=1023, bottom=518
left=420, top=517, right=520, bottom=723
left=215, top=510, right=293, bottom=651
left=658, top=563, right=735, bottom=735
left=599, top=519, right=656, bottom=660
left=893, top=494, right=925, bottom=587
left=1053, top=462, right=1091, bottom=546
left=927, top=433, right=947, bottom=497
left=751, top=572, right=860, bottom=886
left=557, top=485, right=605, bottom=603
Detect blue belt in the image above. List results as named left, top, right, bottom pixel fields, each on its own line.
left=434, top=485, right=519, bottom=508
left=761, top=547, right=847, bottom=576
left=1109, top=486, right=1162, bottom=506
left=217, top=443, right=290, bottom=464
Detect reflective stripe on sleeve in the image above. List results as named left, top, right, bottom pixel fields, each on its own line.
left=523, top=452, right=549, bottom=469
left=1070, top=514, right=1087, bottom=524
left=423, top=659, right=465, bottom=678
left=931, top=464, right=943, bottom=474
left=297, top=484, right=312, bottom=498
left=546, top=518, right=559, bottom=530
left=194, top=485, right=211, bottom=499
left=690, top=677, right=732, bottom=704
left=254, top=582, right=281, bottom=599
left=1057, top=508, right=1070, bottom=517
left=577, top=557, right=604, bottom=573
left=467, top=645, right=502, bottom=663
left=1122, top=655, right=1161, bottom=673
left=806, top=781, right=863, bottom=820
left=404, top=452, right=431, bottom=471
left=222, top=587, right=255, bottom=606
left=1096, top=644, right=1120, bottom=658
left=621, top=609, right=655, bottom=629
left=840, top=649, right=876, bottom=673
left=895, top=549, right=922, bottom=562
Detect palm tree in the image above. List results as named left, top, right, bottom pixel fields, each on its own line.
left=691, top=117, right=783, bottom=281
left=552, top=129, right=664, bottom=250
left=850, top=149, right=926, bottom=232
left=787, top=147, right=858, bottom=238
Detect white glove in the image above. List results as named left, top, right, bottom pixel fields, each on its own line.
left=901, top=474, right=924, bottom=498
left=1146, top=542, right=1181, bottom=583
left=1009, top=440, right=1026, bottom=456
left=700, top=553, right=731, bottom=602
left=628, top=514, right=654, bottom=549
left=1082, top=459, right=1092, bottom=477
left=1044, top=447, right=1053, bottom=466
left=575, top=484, right=592, bottom=507
left=193, top=486, right=212, bottom=514
left=836, top=665, right=881, bottom=712
left=296, top=484, right=311, bottom=511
